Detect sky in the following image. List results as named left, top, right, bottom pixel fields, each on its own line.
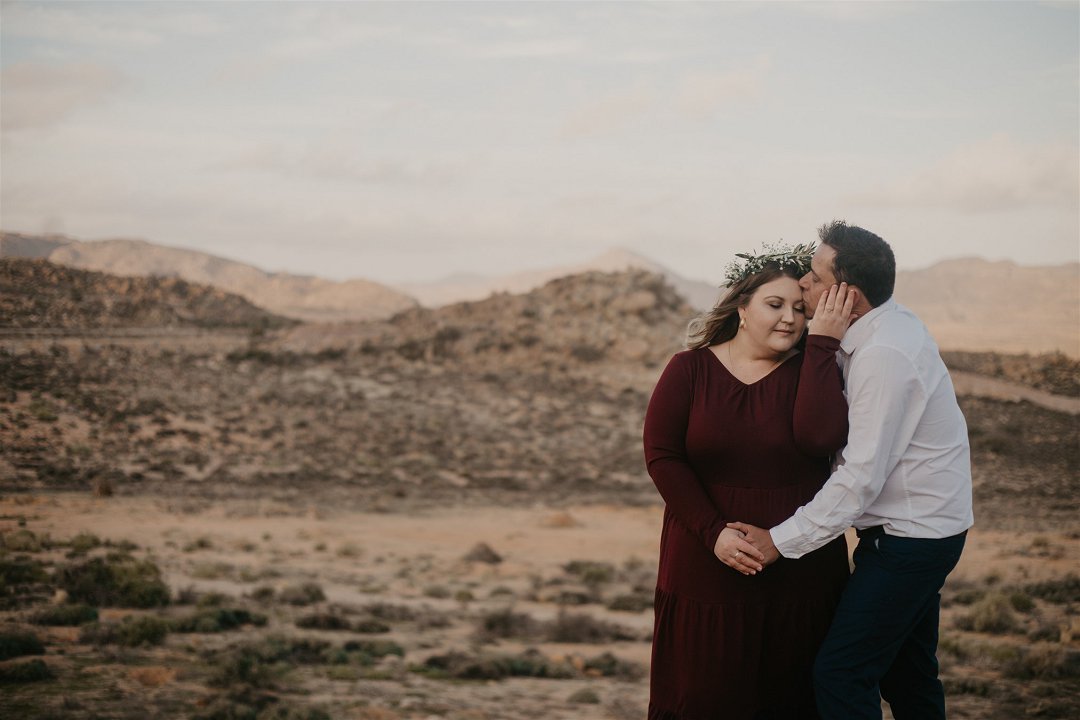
left=1, top=1, right=1077, bottom=285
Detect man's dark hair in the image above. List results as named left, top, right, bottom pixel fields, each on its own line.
left=818, top=220, right=896, bottom=307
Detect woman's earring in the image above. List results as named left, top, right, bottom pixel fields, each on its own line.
left=738, top=317, right=746, bottom=329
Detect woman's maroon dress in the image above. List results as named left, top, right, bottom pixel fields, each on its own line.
left=643, top=335, right=850, bottom=720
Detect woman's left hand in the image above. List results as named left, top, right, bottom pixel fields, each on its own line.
left=808, top=283, right=856, bottom=339
left=714, top=527, right=765, bottom=575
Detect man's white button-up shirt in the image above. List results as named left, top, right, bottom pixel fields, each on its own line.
left=771, top=298, right=975, bottom=559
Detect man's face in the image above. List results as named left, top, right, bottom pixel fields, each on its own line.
left=799, top=243, right=838, bottom=318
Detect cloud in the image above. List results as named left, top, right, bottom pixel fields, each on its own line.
left=217, top=141, right=460, bottom=186
left=1, top=3, right=222, bottom=47
left=0, top=62, right=125, bottom=132
left=848, top=135, right=1080, bottom=213
left=676, top=56, right=771, bottom=121
left=558, top=86, right=656, bottom=140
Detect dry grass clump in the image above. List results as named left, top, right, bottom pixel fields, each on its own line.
left=607, top=592, right=653, bottom=613
left=30, top=603, right=99, bottom=626
left=954, top=592, right=1020, bottom=634
left=295, top=612, right=351, bottom=631
left=0, top=658, right=53, bottom=684
left=0, top=629, right=45, bottom=660
left=547, top=610, right=640, bottom=643
left=417, top=648, right=576, bottom=680
left=2, top=529, right=44, bottom=552
left=474, top=607, right=541, bottom=643
left=582, top=651, right=646, bottom=680
left=563, top=560, right=616, bottom=586
left=58, top=554, right=170, bottom=608
left=1002, top=642, right=1080, bottom=680
left=568, top=688, right=601, bottom=704
left=278, top=582, right=326, bottom=606
left=1024, top=574, right=1080, bottom=604
left=171, top=608, right=268, bottom=633
left=129, top=665, right=178, bottom=687
left=463, top=542, right=502, bottom=564
left=81, top=615, right=170, bottom=647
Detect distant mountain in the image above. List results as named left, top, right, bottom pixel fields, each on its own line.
left=0, top=232, right=417, bottom=323
left=399, top=247, right=722, bottom=310
left=0, top=257, right=294, bottom=330
left=894, top=258, right=1079, bottom=357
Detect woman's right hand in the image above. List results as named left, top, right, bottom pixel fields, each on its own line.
left=714, top=527, right=765, bottom=575
left=808, top=282, right=856, bottom=339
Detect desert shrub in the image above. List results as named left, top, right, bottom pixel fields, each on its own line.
left=0, top=658, right=54, bottom=684
left=474, top=608, right=539, bottom=642
left=81, top=616, right=169, bottom=647
left=30, top=604, right=99, bottom=626
left=3, top=529, right=42, bottom=552
left=584, top=651, right=645, bottom=680
left=67, top=532, right=102, bottom=555
left=555, top=590, right=592, bottom=606
left=0, top=630, right=45, bottom=660
left=954, top=593, right=1018, bottom=634
left=1003, top=643, right=1079, bottom=680
left=462, top=542, right=502, bottom=564
left=547, top=611, right=639, bottom=643
left=58, top=555, right=170, bottom=608
left=942, top=677, right=991, bottom=697
left=249, top=586, right=276, bottom=603
left=198, top=592, right=232, bottom=609
left=172, top=608, right=267, bottom=633
left=363, top=603, right=415, bottom=621
left=568, top=688, right=601, bottom=704
left=183, top=536, right=214, bottom=552
left=418, top=649, right=573, bottom=681
left=607, top=593, right=653, bottom=613
left=209, top=636, right=337, bottom=689
left=278, top=583, right=325, bottom=606
left=423, top=585, right=450, bottom=599
left=0, top=557, right=48, bottom=587
left=342, top=639, right=405, bottom=666
left=1008, top=591, right=1035, bottom=613
left=295, top=613, right=350, bottom=631
left=453, top=589, right=475, bottom=604
left=564, top=560, right=616, bottom=586
left=1024, top=574, right=1080, bottom=604
left=353, top=619, right=391, bottom=634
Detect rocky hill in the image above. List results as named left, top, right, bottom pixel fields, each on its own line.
left=0, top=257, right=295, bottom=331
left=399, top=247, right=721, bottom=310
left=0, top=232, right=418, bottom=323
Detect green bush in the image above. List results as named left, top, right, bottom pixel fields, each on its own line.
left=67, top=532, right=102, bottom=555
left=0, top=658, right=54, bottom=684
left=954, top=593, right=1018, bottom=634
left=0, top=630, right=45, bottom=660
left=277, top=583, right=325, bottom=606
left=30, top=604, right=99, bottom=626
left=3, top=529, right=43, bottom=552
left=295, top=613, right=350, bottom=631
left=81, top=615, right=170, bottom=647
left=171, top=608, right=267, bottom=633
left=58, top=555, right=170, bottom=608
left=0, top=557, right=48, bottom=586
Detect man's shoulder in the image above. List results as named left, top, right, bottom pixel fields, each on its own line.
left=864, top=302, right=933, bottom=354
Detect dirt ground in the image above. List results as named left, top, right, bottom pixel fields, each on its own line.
left=2, top=494, right=1077, bottom=719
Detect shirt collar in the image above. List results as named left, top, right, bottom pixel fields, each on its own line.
left=840, top=297, right=897, bottom=355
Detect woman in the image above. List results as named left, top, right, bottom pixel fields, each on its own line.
left=643, top=243, right=855, bottom=719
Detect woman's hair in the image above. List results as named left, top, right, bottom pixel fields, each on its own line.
left=687, top=263, right=803, bottom=350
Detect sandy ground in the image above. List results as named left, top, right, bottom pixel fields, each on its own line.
left=3, top=493, right=1078, bottom=719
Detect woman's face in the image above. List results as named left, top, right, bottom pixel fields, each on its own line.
left=738, top=276, right=807, bottom=355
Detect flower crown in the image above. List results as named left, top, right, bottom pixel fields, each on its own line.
left=722, top=241, right=816, bottom=286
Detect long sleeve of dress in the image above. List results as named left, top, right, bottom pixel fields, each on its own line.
left=792, top=335, right=849, bottom=457
left=643, top=353, right=727, bottom=552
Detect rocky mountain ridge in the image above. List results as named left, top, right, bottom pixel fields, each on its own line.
left=0, top=232, right=417, bottom=324
left=0, top=258, right=294, bottom=331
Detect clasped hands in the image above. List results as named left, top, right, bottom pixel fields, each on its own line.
left=713, top=522, right=780, bottom=576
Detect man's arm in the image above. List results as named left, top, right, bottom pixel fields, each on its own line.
left=751, top=345, right=928, bottom=559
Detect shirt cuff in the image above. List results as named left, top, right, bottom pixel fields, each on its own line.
left=770, top=517, right=804, bottom=559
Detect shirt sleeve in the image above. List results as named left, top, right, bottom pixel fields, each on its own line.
left=771, top=345, right=928, bottom=558
left=642, top=352, right=727, bottom=553
left=792, top=335, right=848, bottom=457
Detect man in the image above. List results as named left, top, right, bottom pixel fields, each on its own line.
left=729, top=220, right=974, bottom=719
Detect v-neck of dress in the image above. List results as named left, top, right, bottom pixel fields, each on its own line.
left=705, top=346, right=801, bottom=387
